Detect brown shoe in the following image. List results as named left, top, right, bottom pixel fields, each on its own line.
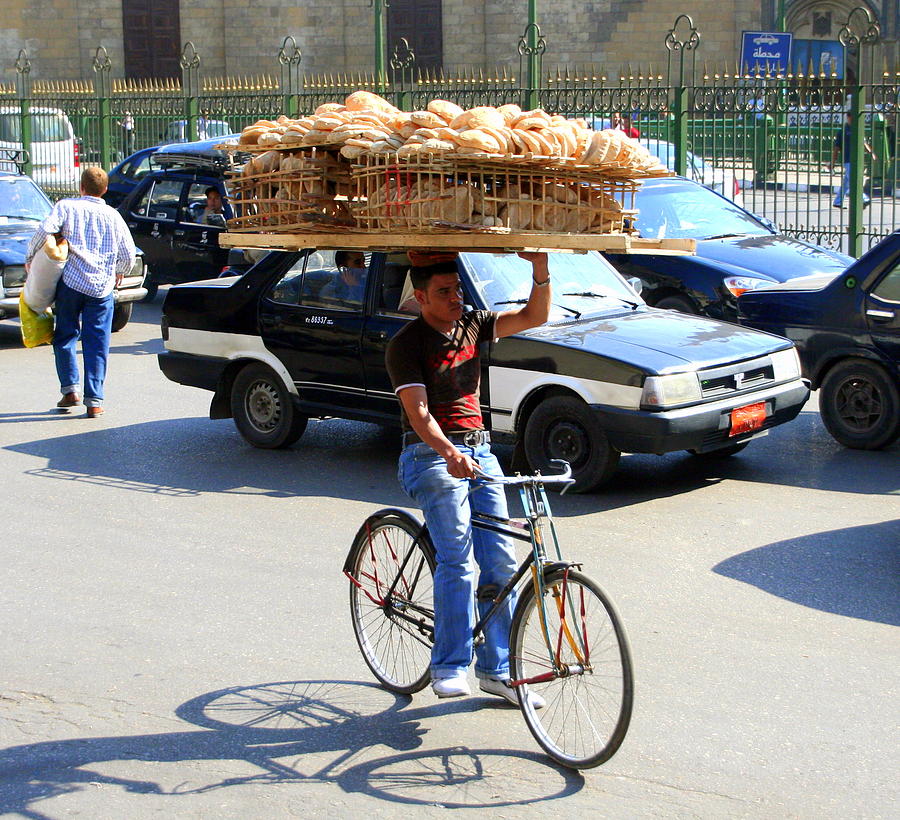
left=85, top=406, right=105, bottom=418
left=56, top=392, right=81, bottom=410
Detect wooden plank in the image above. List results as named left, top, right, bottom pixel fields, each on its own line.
left=220, top=232, right=695, bottom=255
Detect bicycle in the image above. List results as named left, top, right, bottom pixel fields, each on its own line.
left=343, top=460, right=634, bottom=770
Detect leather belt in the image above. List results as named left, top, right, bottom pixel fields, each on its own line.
left=402, top=430, right=490, bottom=448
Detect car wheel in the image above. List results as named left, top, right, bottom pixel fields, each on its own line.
left=688, top=442, right=750, bottom=458
left=819, top=359, right=900, bottom=450
left=111, top=302, right=132, bottom=332
left=523, top=395, right=621, bottom=492
left=654, top=294, right=699, bottom=314
left=230, top=363, right=308, bottom=449
left=141, top=281, right=159, bottom=303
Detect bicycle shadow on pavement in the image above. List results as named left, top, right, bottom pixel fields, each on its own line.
left=713, top=519, right=900, bottom=625
left=0, top=680, right=584, bottom=816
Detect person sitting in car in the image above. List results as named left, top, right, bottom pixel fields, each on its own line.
left=202, top=187, right=225, bottom=224
left=319, top=250, right=368, bottom=307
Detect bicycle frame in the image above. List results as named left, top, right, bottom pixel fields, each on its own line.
left=346, top=464, right=591, bottom=687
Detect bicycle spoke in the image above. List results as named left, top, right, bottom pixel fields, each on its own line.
left=511, top=570, right=633, bottom=769
left=349, top=518, right=435, bottom=694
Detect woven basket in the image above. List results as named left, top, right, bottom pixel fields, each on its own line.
left=228, top=147, right=357, bottom=232
left=352, top=154, right=638, bottom=235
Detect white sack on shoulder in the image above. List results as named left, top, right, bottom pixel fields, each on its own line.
left=24, top=236, right=68, bottom=313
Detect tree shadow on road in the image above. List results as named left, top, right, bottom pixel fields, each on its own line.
left=713, top=520, right=900, bottom=625
left=0, top=680, right=584, bottom=817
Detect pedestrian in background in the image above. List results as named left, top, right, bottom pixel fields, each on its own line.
left=25, top=167, right=135, bottom=417
left=118, top=111, right=135, bottom=157
left=831, top=112, right=876, bottom=208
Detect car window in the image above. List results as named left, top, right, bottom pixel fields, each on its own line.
left=0, top=177, right=52, bottom=220
left=133, top=178, right=182, bottom=221
left=633, top=180, right=770, bottom=240
left=127, top=154, right=152, bottom=180
left=268, top=250, right=371, bottom=310
left=0, top=112, right=70, bottom=142
left=871, top=263, right=900, bottom=303
left=183, top=181, right=231, bottom=225
left=379, top=252, right=419, bottom=314
left=464, top=251, right=642, bottom=319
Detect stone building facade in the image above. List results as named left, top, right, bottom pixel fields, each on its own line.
left=3, top=0, right=896, bottom=82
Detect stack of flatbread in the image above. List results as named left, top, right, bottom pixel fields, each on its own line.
left=361, top=178, right=626, bottom=233
left=236, top=91, right=667, bottom=176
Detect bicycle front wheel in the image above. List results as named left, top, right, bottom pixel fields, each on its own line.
left=510, top=569, right=633, bottom=769
left=347, top=514, right=435, bottom=694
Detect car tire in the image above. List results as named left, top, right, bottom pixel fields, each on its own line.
left=819, top=359, right=900, bottom=450
left=230, top=364, right=308, bottom=449
left=523, top=395, right=621, bottom=492
left=688, top=442, right=750, bottom=458
left=111, top=302, right=132, bottom=332
left=654, top=294, right=699, bottom=314
left=141, top=281, right=159, bottom=303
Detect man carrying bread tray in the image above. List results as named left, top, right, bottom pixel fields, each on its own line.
left=385, top=250, right=551, bottom=704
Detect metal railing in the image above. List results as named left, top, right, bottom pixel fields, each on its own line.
left=3, top=9, right=896, bottom=256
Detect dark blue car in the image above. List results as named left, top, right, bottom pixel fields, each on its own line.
left=103, top=145, right=158, bottom=208
left=738, top=232, right=900, bottom=450
left=605, top=176, right=853, bottom=322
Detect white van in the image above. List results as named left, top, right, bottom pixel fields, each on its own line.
left=0, top=107, right=80, bottom=193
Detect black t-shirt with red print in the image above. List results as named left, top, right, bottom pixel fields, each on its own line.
left=385, top=310, right=497, bottom=434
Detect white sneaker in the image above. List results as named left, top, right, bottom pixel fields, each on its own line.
left=432, top=672, right=471, bottom=698
left=479, top=676, right=546, bottom=709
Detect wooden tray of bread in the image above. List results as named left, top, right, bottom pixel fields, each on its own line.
left=220, top=231, right=695, bottom=255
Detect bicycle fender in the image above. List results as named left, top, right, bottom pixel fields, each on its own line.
left=342, top=507, right=429, bottom=573
left=542, top=561, right=582, bottom=578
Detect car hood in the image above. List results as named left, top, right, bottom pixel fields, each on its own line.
left=0, top=223, right=37, bottom=262
left=518, top=307, right=790, bottom=373
left=697, top=234, right=852, bottom=282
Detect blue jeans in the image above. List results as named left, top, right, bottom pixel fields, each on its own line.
left=53, top=280, right=114, bottom=407
left=834, top=162, right=870, bottom=207
left=399, top=441, right=518, bottom=681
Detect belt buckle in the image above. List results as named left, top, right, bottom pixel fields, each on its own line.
left=463, top=431, right=481, bottom=447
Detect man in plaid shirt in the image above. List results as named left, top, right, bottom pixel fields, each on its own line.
left=26, top=167, right=135, bottom=417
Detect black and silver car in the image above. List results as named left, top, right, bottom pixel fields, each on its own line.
left=159, top=248, right=810, bottom=492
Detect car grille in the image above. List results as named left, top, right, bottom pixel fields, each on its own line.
left=698, top=356, right=775, bottom=399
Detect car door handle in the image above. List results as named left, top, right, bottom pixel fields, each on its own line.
left=371, top=330, right=388, bottom=341
left=866, top=308, right=894, bottom=321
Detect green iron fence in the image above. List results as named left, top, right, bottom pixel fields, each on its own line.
left=3, top=10, right=897, bottom=256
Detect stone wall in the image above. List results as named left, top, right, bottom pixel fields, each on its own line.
left=3, top=0, right=124, bottom=80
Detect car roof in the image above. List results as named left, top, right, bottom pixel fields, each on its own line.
left=152, top=134, right=246, bottom=171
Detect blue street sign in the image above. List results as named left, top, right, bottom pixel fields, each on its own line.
left=741, top=31, right=793, bottom=73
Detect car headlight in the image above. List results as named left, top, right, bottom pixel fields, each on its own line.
left=770, top=347, right=801, bottom=381
left=128, top=255, right=145, bottom=280
left=723, top=275, right=770, bottom=298
left=641, top=372, right=702, bottom=408
left=1, top=264, right=27, bottom=288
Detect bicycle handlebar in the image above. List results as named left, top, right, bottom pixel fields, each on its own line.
left=473, top=459, right=574, bottom=486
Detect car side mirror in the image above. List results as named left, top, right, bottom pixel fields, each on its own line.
left=628, top=277, right=643, bottom=295
left=206, top=213, right=227, bottom=229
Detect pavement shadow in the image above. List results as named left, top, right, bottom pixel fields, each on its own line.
left=0, top=680, right=583, bottom=816
left=713, top=520, right=900, bottom=625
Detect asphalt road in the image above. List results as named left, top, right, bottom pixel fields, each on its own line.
left=1, top=296, right=897, bottom=819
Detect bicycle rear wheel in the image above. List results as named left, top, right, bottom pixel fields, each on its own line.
left=347, top=514, right=435, bottom=694
left=510, top=568, right=633, bottom=769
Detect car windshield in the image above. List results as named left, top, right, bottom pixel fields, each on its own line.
left=462, top=251, right=643, bottom=320
left=0, top=177, right=52, bottom=220
left=633, top=179, right=772, bottom=240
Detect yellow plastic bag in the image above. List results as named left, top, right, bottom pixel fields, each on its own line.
left=19, top=290, right=54, bottom=348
